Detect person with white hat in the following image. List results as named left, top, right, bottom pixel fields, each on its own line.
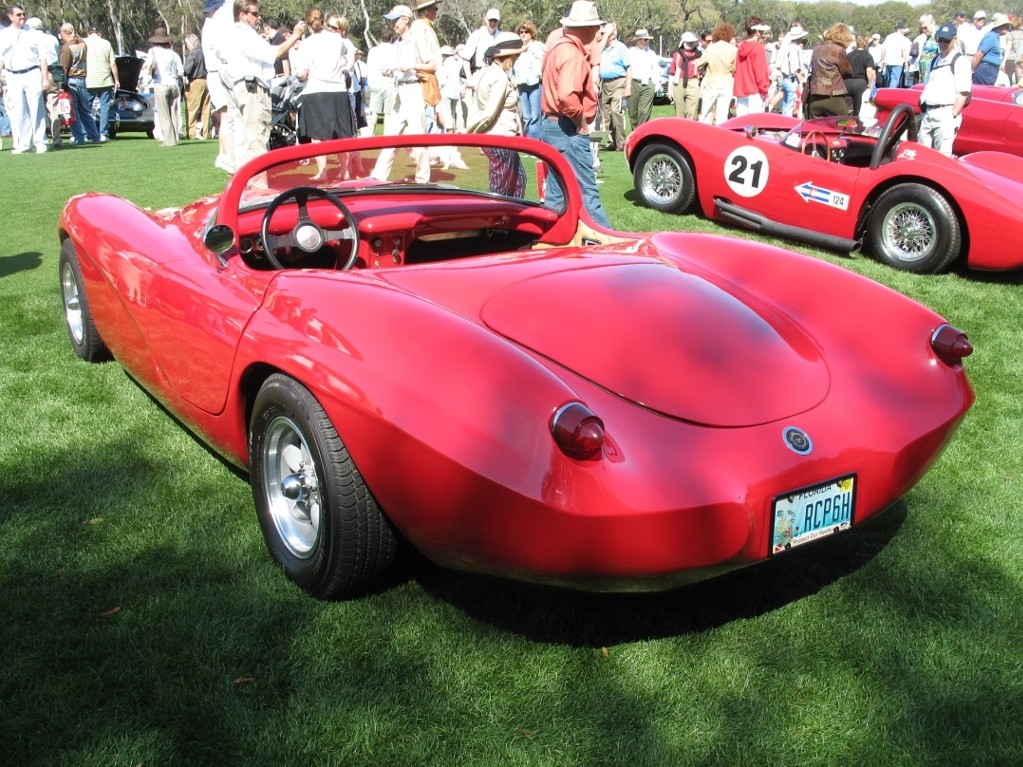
left=539, top=0, right=610, bottom=228
left=776, top=25, right=808, bottom=117
left=958, top=10, right=986, bottom=56
left=368, top=1, right=441, bottom=184
left=465, top=7, right=502, bottom=72
left=626, top=28, right=659, bottom=129
left=972, top=12, right=1012, bottom=84
left=668, top=31, right=701, bottom=119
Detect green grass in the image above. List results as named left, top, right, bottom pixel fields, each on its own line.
left=1, top=121, right=1022, bottom=767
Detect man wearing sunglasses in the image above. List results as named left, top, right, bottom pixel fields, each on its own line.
left=0, top=3, right=51, bottom=153
left=221, top=0, right=304, bottom=167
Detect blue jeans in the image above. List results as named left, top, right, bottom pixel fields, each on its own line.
left=780, top=76, right=799, bottom=117
left=0, top=97, right=10, bottom=136
left=518, top=83, right=542, bottom=140
left=972, top=61, right=999, bottom=85
left=539, top=116, right=610, bottom=229
left=67, top=78, right=100, bottom=142
left=88, top=86, right=113, bottom=137
left=883, top=65, right=904, bottom=88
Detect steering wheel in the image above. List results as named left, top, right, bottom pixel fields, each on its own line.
left=870, top=102, right=917, bottom=170
left=800, top=130, right=832, bottom=162
left=260, top=186, right=360, bottom=270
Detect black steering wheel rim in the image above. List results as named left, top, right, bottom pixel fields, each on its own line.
left=260, top=186, right=360, bottom=271
left=870, top=103, right=916, bottom=170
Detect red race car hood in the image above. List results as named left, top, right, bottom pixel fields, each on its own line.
left=479, top=262, right=830, bottom=427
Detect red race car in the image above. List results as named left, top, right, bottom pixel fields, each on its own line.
left=874, top=83, right=1023, bottom=156
left=626, top=105, right=1023, bottom=273
left=59, top=133, right=974, bottom=599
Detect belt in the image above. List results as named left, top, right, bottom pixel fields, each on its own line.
left=397, top=80, right=419, bottom=86
left=545, top=113, right=566, bottom=120
left=8, top=65, right=39, bottom=74
left=922, top=103, right=952, bottom=111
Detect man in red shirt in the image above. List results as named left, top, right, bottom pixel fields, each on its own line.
left=540, top=0, right=610, bottom=228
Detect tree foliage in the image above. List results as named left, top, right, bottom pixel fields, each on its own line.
left=23, top=0, right=1023, bottom=58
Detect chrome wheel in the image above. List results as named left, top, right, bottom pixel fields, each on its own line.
left=263, top=414, right=321, bottom=559
left=879, top=201, right=937, bottom=264
left=868, top=183, right=960, bottom=274
left=633, top=143, right=696, bottom=213
left=643, top=154, right=683, bottom=207
left=61, top=260, right=84, bottom=346
left=250, top=374, right=399, bottom=599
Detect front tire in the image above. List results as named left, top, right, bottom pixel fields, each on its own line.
left=868, top=184, right=961, bottom=273
left=633, top=142, right=696, bottom=214
left=250, top=374, right=397, bottom=599
left=59, top=238, right=109, bottom=362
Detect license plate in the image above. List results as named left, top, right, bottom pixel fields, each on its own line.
left=771, top=475, right=855, bottom=554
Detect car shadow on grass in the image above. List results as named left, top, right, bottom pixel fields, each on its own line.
left=414, top=503, right=906, bottom=647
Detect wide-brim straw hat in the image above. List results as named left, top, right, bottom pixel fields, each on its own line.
left=560, top=1, right=603, bottom=28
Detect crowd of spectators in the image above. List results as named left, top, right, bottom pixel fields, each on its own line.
left=3, top=3, right=1021, bottom=196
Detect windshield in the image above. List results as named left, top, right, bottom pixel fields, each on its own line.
left=237, top=139, right=560, bottom=215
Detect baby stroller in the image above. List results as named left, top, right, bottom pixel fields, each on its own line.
left=267, top=75, right=303, bottom=151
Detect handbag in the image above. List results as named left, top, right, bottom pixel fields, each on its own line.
left=418, top=71, right=441, bottom=106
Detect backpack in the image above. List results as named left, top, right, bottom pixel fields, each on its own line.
left=931, top=52, right=972, bottom=107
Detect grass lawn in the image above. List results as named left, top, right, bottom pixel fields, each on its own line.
left=1, top=119, right=1021, bottom=767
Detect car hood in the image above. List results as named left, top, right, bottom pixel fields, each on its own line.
left=116, top=56, right=143, bottom=92
left=374, top=255, right=828, bottom=427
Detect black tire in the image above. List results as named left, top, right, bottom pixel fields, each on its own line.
left=59, top=239, right=109, bottom=362
left=249, top=374, right=397, bottom=599
left=633, top=142, right=697, bottom=214
left=867, top=184, right=961, bottom=273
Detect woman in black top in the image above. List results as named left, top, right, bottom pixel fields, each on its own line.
left=844, top=34, right=877, bottom=117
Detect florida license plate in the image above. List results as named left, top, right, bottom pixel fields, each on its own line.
left=771, top=475, right=855, bottom=554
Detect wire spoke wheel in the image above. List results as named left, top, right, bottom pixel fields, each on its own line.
left=868, top=183, right=960, bottom=273
left=634, top=143, right=696, bottom=213
left=879, top=201, right=937, bottom=263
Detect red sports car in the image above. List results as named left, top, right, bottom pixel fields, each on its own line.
left=874, top=83, right=1023, bottom=156
left=59, top=133, right=974, bottom=599
left=626, top=105, right=1023, bottom=273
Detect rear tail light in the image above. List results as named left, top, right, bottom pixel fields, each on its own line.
left=551, top=402, right=605, bottom=460
left=931, top=324, right=973, bottom=365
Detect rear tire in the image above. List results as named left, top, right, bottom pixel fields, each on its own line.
left=59, top=239, right=109, bottom=362
left=250, top=374, right=398, bottom=599
left=633, top=142, right=697, bottom=214
left=868, top=184, right=961, bottom=273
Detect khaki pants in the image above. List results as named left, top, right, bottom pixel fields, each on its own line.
left=185, top=78, right=210, bottom=139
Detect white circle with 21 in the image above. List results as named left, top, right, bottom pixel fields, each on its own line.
left=724, top=146, right=770, bottom=198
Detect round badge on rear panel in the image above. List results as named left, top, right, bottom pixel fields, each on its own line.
left=783, top=426, right=813, bottom=455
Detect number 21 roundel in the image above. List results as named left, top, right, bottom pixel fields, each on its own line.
left=724, top=146, right=769, bottom=198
